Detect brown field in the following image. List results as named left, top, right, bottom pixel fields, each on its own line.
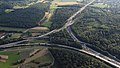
left=0, top=32, right=5, bottom=37
left=0, top=55, right=8, bottom=59
left=0, top=55, right=8, bottom=62
left=29, top=49, right=41, bottom=57
left=23, top=48, right=48, bottom=64
left=0, top=59, right=6, bottom=62
left=31, top=27, right=49, bottom=30
left=40, top=0, right=45, bottom=2
left=54, top=2, right=79, bottom=6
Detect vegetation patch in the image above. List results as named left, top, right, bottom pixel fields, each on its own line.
left=0, top=1, right=50, bottom=28
left=50, top=48, right=111, bottom=68
left=0, top=51, right=20, bottom=68
left=91, top=3, right=110, bottom=8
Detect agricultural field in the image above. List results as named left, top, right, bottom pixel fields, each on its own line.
left=0, top=51, right=21, bottom=68
left=91, top=3, right=110, bottom=8
left=31, top=27, right=49, bottom=31
left=9, top=33, right=22, bottom=39
left=54, top=2, right=79, bottom=6
left=0, top=46, right=53, bottom=68
left=28, top=39, right=48, bottom=43
left=41, top=0, right=58, bottom=27
left=23, top=48, right=54, bottom=68
left=0, top=27, right=26, bottom=32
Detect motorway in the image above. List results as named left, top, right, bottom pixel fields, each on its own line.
left=1, top=0, right=120, bottom=67
left=0, top=43, right=120, bottom=68
left=0, top=40, right=27, bottom=48
left=27, top=0, right=96, bottom=39
left=66, top=26, right=120, bottom=68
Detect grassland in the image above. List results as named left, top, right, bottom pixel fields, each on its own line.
left=41, top=22, right=52, bottom=27
left=9, top=33, right=22, bottom=39
left=0, top=51, right=20, bottom=68
left=25, top=52, right=54, bottom=68
left=91, top=3, right=110, bottom=8
left=28, top=39, right=48, bottom=43
left=0, top=46, right=53, bottom=68
left=41, top=0, right=58, bottom=27
left=0, top=27, right=26, bottom=32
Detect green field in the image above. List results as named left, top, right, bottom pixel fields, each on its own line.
left=0, top=46, right=50, bottom=68
left=28, top=39, right=48, bottom=43
left=25, top=52, right=54, bottom=68
left=0, top=27, right=26, bottom=32
left=41, top=22, right=52, bottom=27
left=91, top=3, right=110, bottom=8
left=41, top=0, right=58, bottom=27
left=34, top=53, right=53, bottom=63
left=0, top=51, right=20, bottom=68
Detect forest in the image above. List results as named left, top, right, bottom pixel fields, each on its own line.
left=50, top=48, right=111, bottom=68
left=72, top=7, right=120, bottom=60
left=49, top=4, right=120, bottom=60
left=50, top=5, right=81, bottom=30
left=0, top=0, right=50, bottom=28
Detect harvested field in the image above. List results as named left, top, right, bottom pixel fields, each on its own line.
left=0, top=55, right=8, bottom=59
left=54, top=2, right=79, bottom=6
left=29, top=49, right=41, bottom=57
left=0, top=60, right=6, bottom=63
left=23, top=48, right=48, bottom=64
left=0, top=32, right=5, bottom=37
left=31, top=27, right=49, bottom=31
left=0, top=55, right=8, bottom=62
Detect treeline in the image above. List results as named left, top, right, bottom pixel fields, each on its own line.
left=50, top=48, right=111, bottom=68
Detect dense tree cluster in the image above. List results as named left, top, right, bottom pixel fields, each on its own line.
left=50, top=4, right=120, bottom=61
left=72, top=7, right=120, bottom=60
left=49, top=30, right=82, bottom=49
left=50, top=48, right=111, bottom=68
left=0, top=1, right=50, bottom=28
left=50, top=5, right=81, bottom=30
left=49, top=5, right=83, bottom=48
